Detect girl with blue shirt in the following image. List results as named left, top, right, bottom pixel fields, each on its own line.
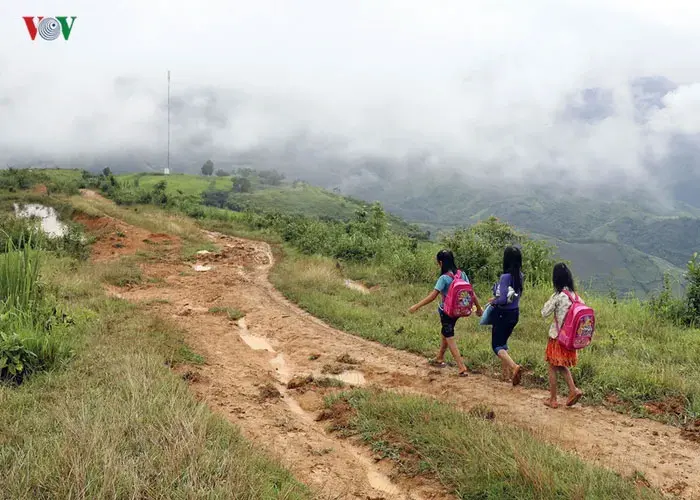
left=486, top=246, right=524, bottom=386
left=409, top=249, right=483, bottom=377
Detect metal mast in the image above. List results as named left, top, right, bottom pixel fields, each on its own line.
left=167, top=70, right=171, bottom=173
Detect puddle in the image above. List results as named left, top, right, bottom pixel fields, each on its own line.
left=279, top=386, right=310, bottom=419
left=362, top=458, right=401, bottom=495
left=13, top=203, right=68, bottom=237
left=327, top=370, right=366, bottom=386
left=344, top=279, right=370, bottom=294
left=237, top=318, right=276, bottom=351
left=270, top=353, right=292, bottom=383
left=239, top=333, right=275, bottom=352
left=193, top=264, right=212, bottom=271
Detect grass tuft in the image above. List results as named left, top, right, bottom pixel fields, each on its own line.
left=325, top=388, right=660, bottom=499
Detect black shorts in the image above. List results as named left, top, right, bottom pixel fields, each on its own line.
left=439, top=310, right=458, bottom=338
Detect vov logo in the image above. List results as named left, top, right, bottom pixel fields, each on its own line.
left=23, top=16, right=77, bottom=41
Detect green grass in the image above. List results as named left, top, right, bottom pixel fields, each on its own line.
left=0, top=294, right=309, bottom=498
left=120, top=172, right=234, bottom=195
left=100, top=256, right=143, bottom=287
left=0, top=192, right=310, bottom=498
left=269, top=249, right=700, bottom=423
left=324, top=389, right=659, bottom=499
left=209, top=306, right=246, bottom=321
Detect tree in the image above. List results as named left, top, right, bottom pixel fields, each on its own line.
left=201, top=160, right=214, bottom=176
left=215, top=169, right=230, bottom=177
left=232, top=176, right=252, bottom=193
left=258, top=169, right=285, bottom=186
left=686, top=252, right=700, bottom=325
left=102, top=167, right=112, bottom=177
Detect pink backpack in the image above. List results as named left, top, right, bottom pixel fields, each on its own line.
left=556, top=290, right=595, bottom=350
left=443, top=270, right=476, bottom=318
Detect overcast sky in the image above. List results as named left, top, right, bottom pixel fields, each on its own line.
left=2, top=0, right=700, bottom=187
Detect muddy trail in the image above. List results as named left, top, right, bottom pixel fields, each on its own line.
left=77, top=199, right=700, bottom=499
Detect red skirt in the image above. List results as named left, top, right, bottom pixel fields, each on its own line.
left=545, top=338, right=577, bottom=367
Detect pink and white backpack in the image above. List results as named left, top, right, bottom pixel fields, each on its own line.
left=443, top=270, right=476, bottom=318
left=556, top=290, right=595, bottom=350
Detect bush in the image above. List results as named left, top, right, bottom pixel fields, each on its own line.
left=686, top=252, right=700, bottom=325
left=0, top=331, right=37, bottom=382
left=440, top=217, right=556, bottom=288
left=648, top=254, right=700, bottom=327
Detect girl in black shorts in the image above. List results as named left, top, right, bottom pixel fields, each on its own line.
left=409, top=249, right=483, bottom=377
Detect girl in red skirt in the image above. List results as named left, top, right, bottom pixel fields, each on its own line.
left=541, top=263, right=584, bottom=408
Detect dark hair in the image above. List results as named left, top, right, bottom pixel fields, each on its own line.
left=552, top=262, right=575, bottom=293
left=503, top=246, right=523, bottom=293
left=436, top=249, right=458, bottom=275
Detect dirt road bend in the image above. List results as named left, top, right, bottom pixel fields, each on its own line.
left=80, top=203, right=700, bottom=499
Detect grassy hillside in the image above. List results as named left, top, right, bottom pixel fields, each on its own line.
left=120, top=172, right=233, bottom=194
left=532, top=233, right=685, bottom=297
left=0, top=169, right=666, bottom=498
left=592, top=215, right=700, bottom=268
left=0, top=188, right=309, bottom=498
left=115, top=172, right=426, bottom=238
left=4, top=167, right=697, bottom=296
left=46, top=167, right=697, bottom=423
left=340, top=180, right=697, bottom=296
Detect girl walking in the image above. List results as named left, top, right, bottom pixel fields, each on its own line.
left=541, top=262, right=584, bottom=408
left=486, top=246, right=524, bottom=385
left=409, top=249, right=483, bottom=377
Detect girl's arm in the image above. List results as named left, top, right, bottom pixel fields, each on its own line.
left=409, top=290, right=439, bottom=313
left=541, top=293, right=558, bottom=318
left=490, top=274, right=510, bottom=306
left=472, top=292, right=483, bottom=315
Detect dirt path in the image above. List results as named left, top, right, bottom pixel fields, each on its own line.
left=78, top=201, right=700, bottom=499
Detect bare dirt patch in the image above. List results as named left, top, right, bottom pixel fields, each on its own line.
left=681, top=420, right=700, bottom=444
left=73, top=212, right=180, bottom=262
left=643, top=396, right=687, bottom=418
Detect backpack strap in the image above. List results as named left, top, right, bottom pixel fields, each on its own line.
left=562, top=289, right=579, bottom=303
left=554, top=290, right=578, bottom=332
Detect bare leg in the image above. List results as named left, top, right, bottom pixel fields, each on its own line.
left=545, top=364, right=559, bottom=408
left=500, top=359, right=509, bottom=381
left=436, top=336, right=447, bottom=363
left=497, top=349, right=522, bottom=385
left=445, top=337, right=467, bottom=374
left=497, top=349, right=518, bottom=371
left=561, top=367, right=583, bottom=406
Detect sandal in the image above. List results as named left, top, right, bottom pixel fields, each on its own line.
left=566, top=390, right=583, bottom=407
left=543, top=399, right=559, bottom=409
left=458, top=370, right=468, bottom=377
left=512, top=365, right=523, bottom=386
left=429, top=359, right=447, bottom=368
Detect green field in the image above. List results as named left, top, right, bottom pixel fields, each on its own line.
left=120, top=172, right=233, bottom=194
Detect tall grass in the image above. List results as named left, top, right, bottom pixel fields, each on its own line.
left=0, top=231, right=76, bottom=382
left=0, top=233, right=41, bottom=317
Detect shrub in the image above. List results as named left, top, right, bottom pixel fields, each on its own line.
left=0, top=331, right=37, bottom=382
left=686, top=252, right=700, bottom=325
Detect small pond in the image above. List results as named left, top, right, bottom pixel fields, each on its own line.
left=13, top=204, right=69, bottom=238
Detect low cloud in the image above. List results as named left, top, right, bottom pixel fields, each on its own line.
left=1, top=0, right=700, bottom=196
